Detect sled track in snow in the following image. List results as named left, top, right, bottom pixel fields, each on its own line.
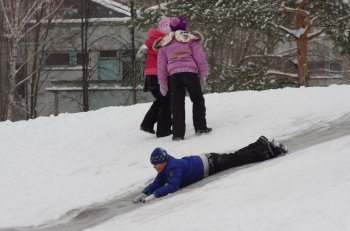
left=3, top=113, right=350, bottom=231
left=279, top=113, right=350, bottom=153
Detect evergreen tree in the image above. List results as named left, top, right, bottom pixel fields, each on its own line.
left=135, top=0, right=350, bottom=90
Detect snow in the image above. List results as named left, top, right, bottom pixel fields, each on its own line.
left=266, top=70, right=298, bottom=78
left=1, top=85, right=350, bottom=230
left=46, top=85, right=143, bottom=91
left=307, top=29, right=324, bottom=39
left=279, top=25, right=307, bottom=38
left=31, top=17, right=131, bottom=24
left=88, top=137, right=350, bottom=231
left=143, top=2, right=169, bottom=11
left=281, top=6, right=311, bottom=16
left=215, top=0, right=224, bottom=7
left=90, top=0, right=130, bottom=16
left=28, top=0, right=131, bottom=24
left=138, top=1, right=172, bottom=17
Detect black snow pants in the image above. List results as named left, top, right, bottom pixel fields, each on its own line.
left=207, top=138, right=270, bottom=176
left=169, top=72, right=207, bottom=138
left=141, top=75, right=172, bottom=137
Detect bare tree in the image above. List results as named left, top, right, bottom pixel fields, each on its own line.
left=27, top=1, right=65, bottom=119
left=0, top=0, right=63, bottom=121
left=0, top=10, right=7, bottom=120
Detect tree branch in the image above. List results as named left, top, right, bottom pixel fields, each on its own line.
left=0, top=0, right=14, bottom=34
left=238, top=54, right=297, bottom=67
left=271, top=22, right=298, bottom=39
left=266, top=70, right=298, bottom=84
left=277, top=2, right=310, bottom=18
left=19, top=0, right=64, bottom=41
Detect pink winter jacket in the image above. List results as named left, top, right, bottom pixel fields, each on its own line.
left=154, top=31, right=208, bottom=88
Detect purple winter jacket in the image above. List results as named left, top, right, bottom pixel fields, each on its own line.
left=154, top=31, right=209, bottom=88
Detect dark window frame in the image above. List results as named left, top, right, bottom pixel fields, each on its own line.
left=45, top=51, right=90, bottom=67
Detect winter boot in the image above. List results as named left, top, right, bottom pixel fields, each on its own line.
left=140, top=126, right=155, bottom=134
left=172, top=136, right=184, bottom=141
left=269, top=140, right=288, bottom=157
left=195, top=127, right=212, bottom=135
left=157, top=129, right=172, bottom=138
left=258, top=135, right=288, bottom=158
left=258, top=135, right=269, bottom=147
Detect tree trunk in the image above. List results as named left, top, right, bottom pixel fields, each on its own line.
left=7, top=41, right=17, bottom=120
left=6, top=0, right=21, bottom=121
left=0, top=12, right=5, bottom=121
left=296, top=35, right=309, bottom=86
left=29, top=5, right=45, bottom=119
left=295, top=1, right=310, bottom=87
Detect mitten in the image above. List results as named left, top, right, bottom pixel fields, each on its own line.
left=200, top=77, right=207, bottom=87
left=160, top=85, right=168, bottom=96
left=132, top=193, right=148, bottom=203
left=142, top=194, right=156, bottom=203
left=136, top=44, right=148, bottom=58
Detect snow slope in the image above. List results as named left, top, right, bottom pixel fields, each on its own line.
left=1, top=85, right=350, bottom=230
left=87, top=136, right=350, bottom=231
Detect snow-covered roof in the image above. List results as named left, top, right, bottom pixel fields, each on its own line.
left=90, top=0, right=130, bottom=16
left=29, top=0, right=131, bottom=24
left=33, top=17, right=130, bottom=24
left=46, top=85, right=143, bottom=91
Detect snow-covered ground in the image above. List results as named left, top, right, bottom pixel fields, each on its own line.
left=1, top=85, right=350, bottom=230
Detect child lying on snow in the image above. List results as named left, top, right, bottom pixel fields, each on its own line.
left=133, top=136, right=288, bottom=203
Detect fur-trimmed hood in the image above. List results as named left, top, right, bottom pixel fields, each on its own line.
left=153, top=30, right=204, bottom=51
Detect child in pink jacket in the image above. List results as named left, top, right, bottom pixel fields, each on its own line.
left=140, top=17, right=172, bottom=138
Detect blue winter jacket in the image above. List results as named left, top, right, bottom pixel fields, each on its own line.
left=143, top=155, right=206, bottom=198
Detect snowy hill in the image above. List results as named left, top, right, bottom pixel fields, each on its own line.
left=1, top=85, right=350, bottom=231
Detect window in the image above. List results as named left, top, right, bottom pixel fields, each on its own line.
left=308, top=61, right=325, bottom=70
left=45, top=51, right=89, bottom=67
left=45, top=53, right=70, bottom=66
left=308, top=61, right=326, bottom=75
left=329, top=62, right=342, bottom=72
left=98, top=50, right=122, bottom=81
left=76, top=52, right=89, bottom=66
left=100, top=50, right=117, bottom=58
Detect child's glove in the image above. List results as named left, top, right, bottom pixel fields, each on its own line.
left=136, top=44, right=148, bottom=58
left=142, top=194, right=156, bottom=203
left=132, top=193, right=148, bottom=203
left=160, top=85, right=168, bottom=96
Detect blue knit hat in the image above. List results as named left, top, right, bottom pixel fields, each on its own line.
left=150, top=147, right=169, bottom=165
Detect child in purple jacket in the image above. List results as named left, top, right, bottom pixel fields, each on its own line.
left=154, top=16, right=212, bottom=141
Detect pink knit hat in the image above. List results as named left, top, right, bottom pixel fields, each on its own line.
left=158, top=17, right=171, bottom=34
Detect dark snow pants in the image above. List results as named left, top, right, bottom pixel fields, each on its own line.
left=169, top=72, right=207, bottom=138
left=207, top=139, right=270, bottom=176
left=141, top=76, right=172, bottom=137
